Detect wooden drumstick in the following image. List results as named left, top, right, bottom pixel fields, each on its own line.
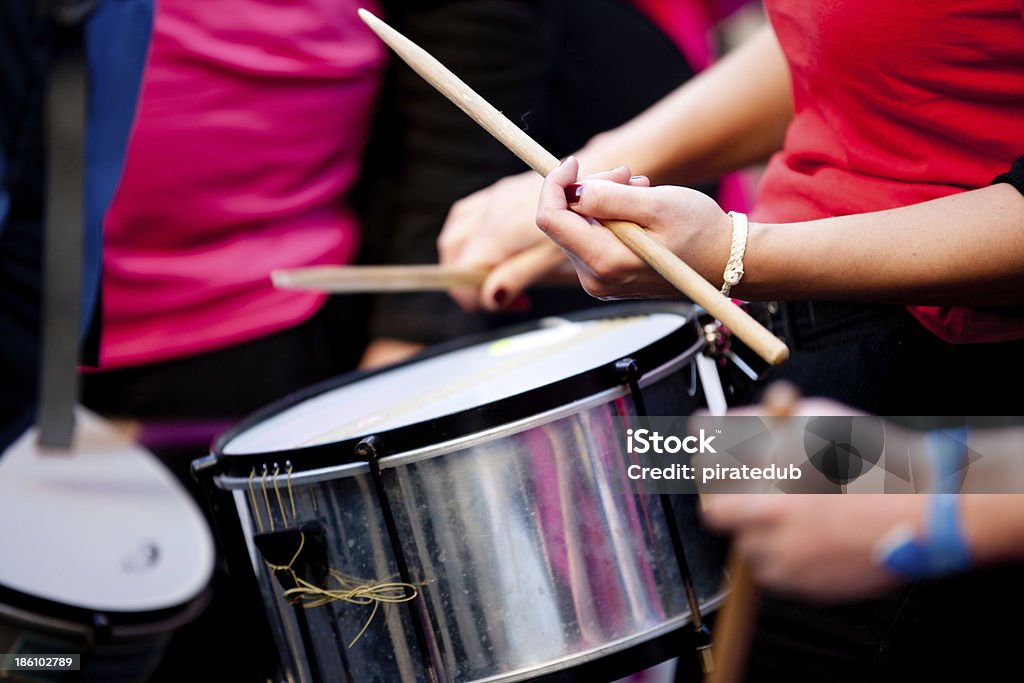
left=707, top=381, right=801, bottom=683
left=271, top=263, right=579, bottom=294
left=357, top=8, right=789, bottom=367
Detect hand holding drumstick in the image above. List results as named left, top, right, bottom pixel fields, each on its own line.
left=356, top=8, right=788, bottom=368
left=537, top=157, right=738, bottom=302
left=700, top=385, right=1024, bottom=682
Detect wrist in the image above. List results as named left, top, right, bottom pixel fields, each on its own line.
left=960, top=494, right=1024, bottom=566
left=719, top=211, right=748, bottom=296
left=717, top=217, right=767, bottom=299
left=729, top=220, right=800, bottom=301
left=876, top=495, right=972, bottom=580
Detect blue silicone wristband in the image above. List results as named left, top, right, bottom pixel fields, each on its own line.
left=881, top=495, right=972, bottom=580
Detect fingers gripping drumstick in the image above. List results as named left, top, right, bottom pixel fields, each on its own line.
left=357, top=8, right=789, bottom=367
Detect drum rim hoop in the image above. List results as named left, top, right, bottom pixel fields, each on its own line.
left=0, top=581, right=214, bottom=635
left=213, top=340, right=700, bottom=489
left=204, top=302, right=701, bottom=478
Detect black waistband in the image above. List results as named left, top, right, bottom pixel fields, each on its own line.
left=744, top=301, right=919, bottom=352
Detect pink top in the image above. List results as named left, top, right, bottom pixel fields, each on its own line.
left=99, top=0, right=385, bottom=368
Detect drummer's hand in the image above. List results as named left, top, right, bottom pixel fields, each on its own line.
left=703, top=494, right=926, bottom=602
left=359, top=338, right=424, bottom=370
left=536, top=156, right=732, bottom=300
left=438, top=166, right=651, bottom=311
left=438, top=171, right=553, bottom=312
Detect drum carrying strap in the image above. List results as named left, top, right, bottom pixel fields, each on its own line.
left=36, top=2, right=91, bottom=448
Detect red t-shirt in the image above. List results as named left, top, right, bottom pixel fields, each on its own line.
left=755, top=0, right=1024, bottom=343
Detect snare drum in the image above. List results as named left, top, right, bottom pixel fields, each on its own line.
left=0, top=410, right=215, bottom=682
left=198, top=304, right=728, bottom=683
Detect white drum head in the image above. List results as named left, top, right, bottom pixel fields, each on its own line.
left=224, top=312, right=687, bottom=454
left=0, top=410, right=215, bottom=613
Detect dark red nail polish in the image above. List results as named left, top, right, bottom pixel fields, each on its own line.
left=565, top=183, right=584, bottom=205
left=508, top=294, right=531, bottom=312
left=493, top=288, right=507, bottom=305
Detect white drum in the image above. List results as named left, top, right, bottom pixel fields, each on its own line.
left=0, top=409, right=215, bottom=682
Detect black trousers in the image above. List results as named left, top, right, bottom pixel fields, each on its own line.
left=751, top=300, right=1024, bottom=415
left=81, top=295, right=367, bottom=421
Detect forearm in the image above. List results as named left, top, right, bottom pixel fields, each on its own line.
left=740, top=184, right=1024, bottom=305
left=962, top=495, right=1024, bottom=566
left=575, top=25, right=793, bottom=185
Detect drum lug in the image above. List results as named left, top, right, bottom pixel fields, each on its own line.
left=699, top=313, right=769, bottom=383
left=359, top=435, right=441, bottom=683
left=701, top=319, right=730, bottom=360
left=615, top=356, right=715, bottom=677
left=354, top=435, right=380, bottom=460
left=614, top=358, right=648, bottom=416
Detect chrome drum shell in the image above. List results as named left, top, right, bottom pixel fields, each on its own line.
left=205, top=305, right=728, bottom=683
